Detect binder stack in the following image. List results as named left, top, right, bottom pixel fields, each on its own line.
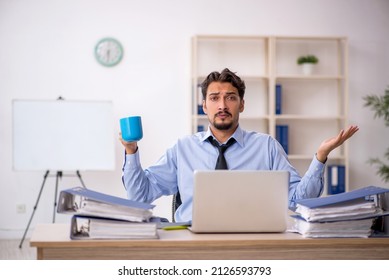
left=291, top=186, right=389, bottom=238
left=57, top=187, right=158, bottom=240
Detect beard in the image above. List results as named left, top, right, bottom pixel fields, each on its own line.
left=213, top=120, right=233, bottom=130
left=212, top=111, right=234, bottom=130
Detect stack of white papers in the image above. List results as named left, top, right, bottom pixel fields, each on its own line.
left=57, top=187, right=159, bottom=240
left=290, top=186, right=389, bottom=238
left=295, top=200, right=381, bottom=222
left=72, top=216, right=158, bottom=240
left=58, top=186, right=154, bottom=222
left=78, top=199, right=153, bottom=223
left=292, top=216, right=375, bottom=238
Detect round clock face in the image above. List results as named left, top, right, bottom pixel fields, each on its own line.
left=94, top=38, right=123, bottom=67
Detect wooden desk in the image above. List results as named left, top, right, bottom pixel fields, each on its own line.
left=30, top=224, right=389, bottom=260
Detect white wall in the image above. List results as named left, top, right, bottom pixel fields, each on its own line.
left=1, top=0, right=388, bottom=239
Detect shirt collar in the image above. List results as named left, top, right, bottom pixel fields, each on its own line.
left=200, top=125, right=244, bottom=147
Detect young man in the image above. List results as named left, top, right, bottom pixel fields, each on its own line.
left=120, top=68, right=359, bottom=223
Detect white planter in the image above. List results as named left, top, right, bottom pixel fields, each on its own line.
left=301, top=63, right=315, bottom=75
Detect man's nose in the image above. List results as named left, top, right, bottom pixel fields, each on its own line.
left=218, top=98, right=227, bottom=110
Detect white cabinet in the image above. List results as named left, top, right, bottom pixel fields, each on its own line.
left=191, top=35, right=349, bottom=193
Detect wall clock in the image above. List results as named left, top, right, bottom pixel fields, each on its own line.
left=94, top=37, right=124, bottom=67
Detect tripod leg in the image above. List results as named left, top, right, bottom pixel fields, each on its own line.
left=19, top=170, right=50, bottom=249
left=53, top=171, right=62, bottom=223
left=76, top=170, right=87, bottom=189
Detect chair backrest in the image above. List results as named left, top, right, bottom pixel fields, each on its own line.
left=171, top=192, right=182, bottom=222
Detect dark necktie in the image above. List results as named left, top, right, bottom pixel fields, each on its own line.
left=208, top=137, right=236, bottom=169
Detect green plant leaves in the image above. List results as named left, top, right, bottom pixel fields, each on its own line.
left=297, top=55, right=319, bottom=65
left=364, top=88, right=389, bottom=182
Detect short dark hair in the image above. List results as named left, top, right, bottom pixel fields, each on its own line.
left=200, top=68, right=246, bottom=100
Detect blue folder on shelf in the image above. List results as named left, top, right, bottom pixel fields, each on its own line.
left=276, top=125, right=288, bottom=154
left=275, top=84, right=282, bottom=115
left=327, top=165, right=346, bottom=195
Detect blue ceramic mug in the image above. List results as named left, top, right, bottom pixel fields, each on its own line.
left=120, top=116, right=143, bottom=142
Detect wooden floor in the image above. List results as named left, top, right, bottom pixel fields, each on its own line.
left=0, top=239, right=37, bottom=260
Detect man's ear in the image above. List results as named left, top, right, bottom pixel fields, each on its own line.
left=239, top=99, right=245, bottom=113
left=202, top=100, right=207, bottom=114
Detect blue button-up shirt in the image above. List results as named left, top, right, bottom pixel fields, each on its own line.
left=122, top=125, right=324, bottom=222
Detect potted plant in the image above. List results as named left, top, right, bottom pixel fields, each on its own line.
left=363, top=86, right=389, bottom=183
left=297, top=55, right=319, bottom=75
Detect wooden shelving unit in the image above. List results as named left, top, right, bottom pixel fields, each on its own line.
left=191, top=35, right=349, bottom=193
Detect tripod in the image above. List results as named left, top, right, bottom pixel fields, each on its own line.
left=19, top=170, right=86, bottom=248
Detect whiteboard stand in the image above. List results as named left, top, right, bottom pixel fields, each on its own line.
left=18, top=170, right=86, bottom=249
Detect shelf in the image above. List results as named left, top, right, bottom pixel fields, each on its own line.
left=196, top=75, right=269, bottom=81
left=275, top=115, right=345, bottom=121
left=288, top=155, right=346, bottom=160
left=192, top=35, right=349, bottom=193
left=275, top=75, right=345, bottom=80
left=193, top=115, right=270, bottom=121
left=274, top=35, right=347, bottom=41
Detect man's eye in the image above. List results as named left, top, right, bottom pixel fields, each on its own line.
left=210, top=96, right=218, bottom=101
left=227, top=96, right=237, bottom=101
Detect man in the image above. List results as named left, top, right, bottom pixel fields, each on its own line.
left=120, top=68, right=359, bottom=222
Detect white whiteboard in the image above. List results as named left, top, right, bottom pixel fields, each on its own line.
left=13, top=99, right=115, bottom=171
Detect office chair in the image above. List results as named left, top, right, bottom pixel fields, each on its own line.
left=171, top=191, right=182, bottom=222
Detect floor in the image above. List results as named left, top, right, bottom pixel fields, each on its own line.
left=0, top=239, right=37, bottom=260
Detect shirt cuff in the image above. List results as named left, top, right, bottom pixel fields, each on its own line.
left=122, top=149, right=142, bottom=171
left=308, top=154, right=326, bottom=177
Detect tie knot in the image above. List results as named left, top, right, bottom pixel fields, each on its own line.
left=208, top=136, right=236, bottom=170
left=209, top=137, right=236, bottom=154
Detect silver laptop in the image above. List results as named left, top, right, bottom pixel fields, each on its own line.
left=190, top=170, right=289, bottom=233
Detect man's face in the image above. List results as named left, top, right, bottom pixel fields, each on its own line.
left=203, top=81, right=244, bottom=132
